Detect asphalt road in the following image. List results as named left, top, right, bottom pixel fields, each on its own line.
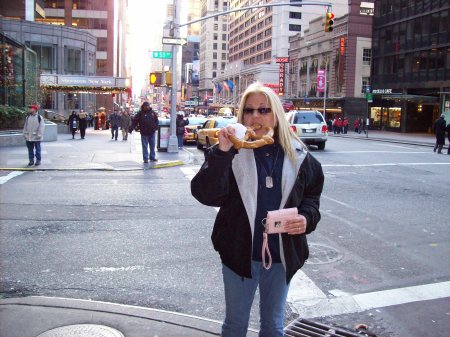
left=1, top=137, right=449, bottom=336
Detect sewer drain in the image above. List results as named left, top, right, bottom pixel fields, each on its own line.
left=36, top=324, right=124, bottom=337
left=306, top=243, right=342, bottom=264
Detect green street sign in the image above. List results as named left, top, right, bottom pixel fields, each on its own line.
left=366, top=93, right=373, bottom=102
left=151, top=51, right=172, bottom=59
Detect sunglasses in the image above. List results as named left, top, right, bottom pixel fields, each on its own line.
left=243, top=107, right=272, bottom=115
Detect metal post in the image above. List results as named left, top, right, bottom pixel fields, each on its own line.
left=167, top=0, right=179, bottom=152
left=323, top=61, right=327, bottom=118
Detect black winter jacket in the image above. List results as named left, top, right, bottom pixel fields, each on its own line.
left=191, top=140, right=324, bottom=284
left=130, top=109, right=158, bottom=136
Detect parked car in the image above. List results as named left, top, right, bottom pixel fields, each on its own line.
left=184, top=116, right=207, bottom=143
left=286, top=110, right=328, bottom=150
left=196, top=117, right=237, bottom=149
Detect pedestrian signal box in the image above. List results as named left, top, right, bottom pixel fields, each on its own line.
left=149, top=72, right=163, bottom=86
left=165, top=72, right=172, bottom=86
left=324, top=12, right=334, bottom=32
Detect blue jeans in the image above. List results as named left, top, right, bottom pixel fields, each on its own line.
left=111, top=126, right=119, bottom=140
left=141, top=133, right=156, bottom=161
left=26, top=141, right=41, bottom=162
left=222, top=261, right=289, bottom=337
left=177, top=135, right=183, bottom=148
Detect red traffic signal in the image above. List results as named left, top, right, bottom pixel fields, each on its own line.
left=324, top=12, right=334, bottom=32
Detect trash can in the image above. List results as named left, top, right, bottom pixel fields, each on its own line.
left=157, top=119, right=171, bottom=152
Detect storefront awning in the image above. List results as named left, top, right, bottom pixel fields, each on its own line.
left=40, top=74, right=130, bottom=94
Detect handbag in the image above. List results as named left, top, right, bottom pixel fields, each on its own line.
left=262, top=207, right=298, bottom=269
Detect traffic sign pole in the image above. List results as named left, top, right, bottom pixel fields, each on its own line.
left=167, top=0, right=180, bottom=153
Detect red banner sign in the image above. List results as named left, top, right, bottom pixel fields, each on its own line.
left=279, top=63, right=285, bottom=95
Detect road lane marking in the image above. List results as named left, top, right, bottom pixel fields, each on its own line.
left=289, top=281, right=450, bottom=318
left=322, top=150, right=430, bottom=153
left=0, top=171, right=24, bottom=184
left=322, top=162, right=450, bottom=167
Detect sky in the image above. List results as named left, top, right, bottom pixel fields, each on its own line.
left=127, top=0, right=172, bottom=97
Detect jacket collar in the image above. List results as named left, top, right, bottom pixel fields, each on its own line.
left=231, top=139, right=307, bottom=237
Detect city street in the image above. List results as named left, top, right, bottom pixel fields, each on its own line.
left=1, top=132, right=449, bottom=337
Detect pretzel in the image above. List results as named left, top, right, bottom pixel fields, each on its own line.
left=229, top=124, right=274, bottom=150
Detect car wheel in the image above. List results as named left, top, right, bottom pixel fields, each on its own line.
left=318, top=142, right=326, bottom=150
left=196, top=138, right=203, bottom=149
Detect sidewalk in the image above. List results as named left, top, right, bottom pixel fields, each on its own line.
left=0, top=128, right=438, bottom=172
left=0, top=128, right=192, bottom=171
left=329, top=129, right=436, bottom=147
left=0, top=296, right=259, bottom=337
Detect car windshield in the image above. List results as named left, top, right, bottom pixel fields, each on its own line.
left=216, top=117, right=237, bottom=128
left=188, top=117, right=207, bottom=125
left=293, top=112, right=324, bottom=124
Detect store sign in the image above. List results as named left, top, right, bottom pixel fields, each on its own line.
left=279, top=63, right=286, bottom=95
left=40, top=75, right=129, bottom=88
left=340, top=37, right=346, bottom=56
left=372, top=89, right=393, bottom=94
left=275, top=57, right=289, bottom=63
left=317, top=70, right=325, bottom=93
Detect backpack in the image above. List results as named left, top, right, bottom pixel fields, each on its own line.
left=26, top=114, right=42, bottom=123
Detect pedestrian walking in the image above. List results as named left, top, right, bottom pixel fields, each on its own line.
left=433, top=114, right=446, bottom=154
left=354, top=118, right=360, bottom=133
left=23, top=104, right=45, bottom=166
left=446, top=122, right=450, bottom=155
left=129, top=101, right=159, bottom=163
left=176, top=111, right=189, bottom=149
left=120, top=109, right=131, bottom=141
left=67, top=111, right=78, bottom=139
left=109, top=110, right=121, bottom=141
left=93, top=112, right=99, bottom=130
left=191, top=82, right=324, bottom=337
left=343, top=117, right=349, bottom=134
left=78, top=109, right=88, bottom=139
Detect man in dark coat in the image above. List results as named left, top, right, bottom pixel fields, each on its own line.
left=446, top=122, right=450, bottom=155
left=433, top=114, right=446, bottom=154
left=129, top=102, right=159, bottom=163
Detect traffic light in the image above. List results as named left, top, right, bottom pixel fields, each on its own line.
left=324, top=12, right=334, bottom=32
left=165, top=72, right=172, bottom=86
left=149, top=72, right=162, bottom=86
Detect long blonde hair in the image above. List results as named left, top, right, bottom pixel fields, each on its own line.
left=237, top=82, right=300, bottom=162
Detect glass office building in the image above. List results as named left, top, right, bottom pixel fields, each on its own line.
left=371, top=0, right=450, bottom=132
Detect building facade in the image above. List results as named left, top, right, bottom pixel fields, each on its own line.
left=371, top=0, right=450, bottom=132
left=288, top=0, right=373, bottom=122
left=199, top=0, right=230, bottom=101
left=214, top=0, right=348, bottom=107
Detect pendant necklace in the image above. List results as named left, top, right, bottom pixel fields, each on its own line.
left=256, top=146, right=280, bottom=189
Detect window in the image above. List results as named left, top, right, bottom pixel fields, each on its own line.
left=30, top=44, right=56, bottom=72
left=213, top=43, right=218, bottom=50
left=290, top=12, right=302, bottom=19
left=222, top=43, right=226, bottom=50
left=289, top=24, right=301, bottom=32
left=213, top=52, right=217, bottom=59
left=361, top=77, right=370, bottom=94
left=64, top=47, right=83, bottom=74
left=363, top=48, right=371, bottom=65
left=222, top=33, right=227, bottom=40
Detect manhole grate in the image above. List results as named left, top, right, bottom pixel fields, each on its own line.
left=285, top=318, right=376, bottom=337
left=306, top=243, right=342, bottom=265
left=36, top=324, right=124, bottom=337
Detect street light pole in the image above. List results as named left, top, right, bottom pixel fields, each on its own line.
left=167, top=0, right=180, bottom=153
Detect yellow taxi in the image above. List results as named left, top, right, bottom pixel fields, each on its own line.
left=196, top=116, right=237, bottom=149
left=183, top=116, right=207, bottom=143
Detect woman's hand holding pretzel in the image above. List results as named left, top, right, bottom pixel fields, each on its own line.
left=217, top=126, right=236, bottom=152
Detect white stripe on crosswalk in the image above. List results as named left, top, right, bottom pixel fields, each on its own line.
left=0, top=171, right=24, bottom=185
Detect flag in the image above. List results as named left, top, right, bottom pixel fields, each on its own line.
left=222, top=80, right=229, bottom=92
left=217, top=82, right=223, bottom=93
left=227, top=80, right=234, bottom=92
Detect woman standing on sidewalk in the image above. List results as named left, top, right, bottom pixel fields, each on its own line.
left=191, top=82, right=324, bottom=337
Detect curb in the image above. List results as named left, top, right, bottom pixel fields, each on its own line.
left=0, top=160, right=185, bottom=172
left=329, top=134, right=434, bottom=147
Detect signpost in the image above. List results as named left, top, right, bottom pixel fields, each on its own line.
left=162, top=37, right=187, bottom=46
left=151, top=51, right=172, bottom=59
